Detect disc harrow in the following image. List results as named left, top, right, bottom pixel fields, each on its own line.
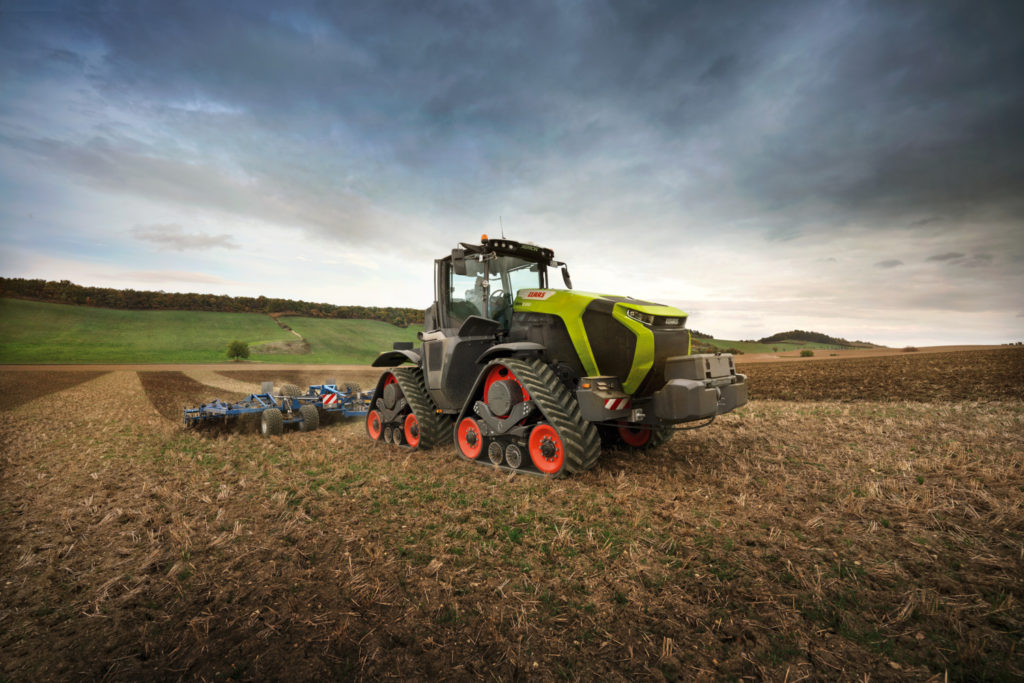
left=184, top=380, right=370, bottom=436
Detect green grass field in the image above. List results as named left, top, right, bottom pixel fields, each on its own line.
left=255, top=316, right=420, bottom=364
left=0, top=298, right=420, bottom=364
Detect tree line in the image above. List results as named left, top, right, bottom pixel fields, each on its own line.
left=757, top=329, right=859, bottom=346
left=0, top=277, right=424, bottom=327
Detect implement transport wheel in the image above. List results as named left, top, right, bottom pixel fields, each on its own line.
left=458, top=417, right=484, bottom=460
left=260, top=407, right=283, bottom=437
left=404, top=413, right=422, bottom=449
left=278, top=383, right=302, bottom=397
left=298, top=404, right=319, bottom=432
left=366, top=410, right=383, bottom=441
left=528, top=424, right=564, bottom=474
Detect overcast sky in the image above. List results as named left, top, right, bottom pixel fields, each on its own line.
left=2, top=0, right=1022, bottom=345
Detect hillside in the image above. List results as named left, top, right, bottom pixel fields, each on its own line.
left=758, top=329, right=876, bottom=348
left=0, top=298, right=419, bottom=364
left=0, top=277, right=423, bottom=327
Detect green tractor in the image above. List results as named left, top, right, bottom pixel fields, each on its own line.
left=367, top=236, right=747, bottom=476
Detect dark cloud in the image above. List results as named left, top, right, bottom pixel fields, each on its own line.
left=960, top=254, right=994, bottom=268
left=874, top=259, right=903, bottom=269
left=4, top=0, right=1024, bottom=236
left=927, top=252, right=966, bottom=262
left=130, top=223, right=238, bottom=251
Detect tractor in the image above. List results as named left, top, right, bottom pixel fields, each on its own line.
left=367, top=236, right=747, bottom=476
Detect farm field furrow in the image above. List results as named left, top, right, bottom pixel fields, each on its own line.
left=1, top=349, right=1022, bottom=680
left=0, top=370, right=107, bottom=411
left=739, top=347, right=1024, bottom=401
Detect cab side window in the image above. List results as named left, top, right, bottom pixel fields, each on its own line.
left=449, top=269, right=485, bottom=324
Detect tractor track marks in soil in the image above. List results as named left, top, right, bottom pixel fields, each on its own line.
left=182, top=368, right=261, bottom=395
left=739, top=347, right=1024, bottom=401
left=138, top=371, right=248, bottom=422
left=0, top=369, right=108, bottom=411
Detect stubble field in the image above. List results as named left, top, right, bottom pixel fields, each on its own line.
left=1, top=348, right=1022, bottom=680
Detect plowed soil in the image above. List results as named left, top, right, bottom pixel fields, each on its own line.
left=738, top=347, right=1024, bottom=401
left=0, top=370, right=105, bottom=411
left=2, top=350, right=1022, bottom=681
left=219, top=368, right=381, bottom=392
left=138, top=371, right=248, bottom=421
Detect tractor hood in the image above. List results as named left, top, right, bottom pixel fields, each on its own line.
left=512, top=289, right=691, bottom=394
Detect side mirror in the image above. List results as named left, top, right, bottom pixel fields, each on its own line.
left=452, top=249, right=468, bottom=276
left=561, top=264, right=573, bottom=289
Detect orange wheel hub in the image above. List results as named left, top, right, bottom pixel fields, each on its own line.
left=618, top=423, right=651, bottom=447
left=528, top=424, right=563, bottom=474
left=404, top=413, right=421, bottom=448
left=457, top=417, right=484, bottom=459
left=366, top=409, right=383, bottom=441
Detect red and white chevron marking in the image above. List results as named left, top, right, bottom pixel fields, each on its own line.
left=604, top=398, right=630, bottom=411
left=323, top=393, right=338, bottom=406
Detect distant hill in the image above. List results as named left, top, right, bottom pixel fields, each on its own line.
left=758, top=330, right=877, bottom=348
left=0, top=277, right=422, bottom=328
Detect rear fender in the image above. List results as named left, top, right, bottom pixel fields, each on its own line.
left=475, top=342, right=545, bottom=365
left=371, top=350, right=421, bottom=367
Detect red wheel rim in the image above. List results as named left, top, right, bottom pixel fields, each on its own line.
left=484, top=364, right=530, bottom=403
left=404, top=413, right=421, bottom=448
left=367, top=410, right=383, bottom=440
left=528, top=424, right=564, bottom=474
left=457, top=417, right=483, bottom=459
left=618, top=423, right=652, bottom=447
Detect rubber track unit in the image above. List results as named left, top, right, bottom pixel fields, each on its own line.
left=390, top=366, right=452, bottom=450
left=501, top=357, right=602, bottom=475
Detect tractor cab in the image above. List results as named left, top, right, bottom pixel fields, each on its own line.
left=425, top=236, right=571, bottom=332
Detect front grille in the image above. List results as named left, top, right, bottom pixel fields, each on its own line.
left=582, top=310, right=637, bottom=382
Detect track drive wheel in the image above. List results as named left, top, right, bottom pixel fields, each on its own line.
left=528, top=423, right=564, bottom=474
left=616, top=422, right=672, bottom=450
left=366, top=409, right=383, bottom=441
left=457, top=417, right=484, bottom=459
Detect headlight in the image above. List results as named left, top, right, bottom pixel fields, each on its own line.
left=626, top=309, right=655, bottom=325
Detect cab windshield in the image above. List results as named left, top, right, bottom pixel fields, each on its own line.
left=448, top=255, right=545, bottom=327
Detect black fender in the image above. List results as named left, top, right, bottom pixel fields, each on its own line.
left=371, top=350, right=421, bottom=367
left=475, top=342, right=545, bottom=365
